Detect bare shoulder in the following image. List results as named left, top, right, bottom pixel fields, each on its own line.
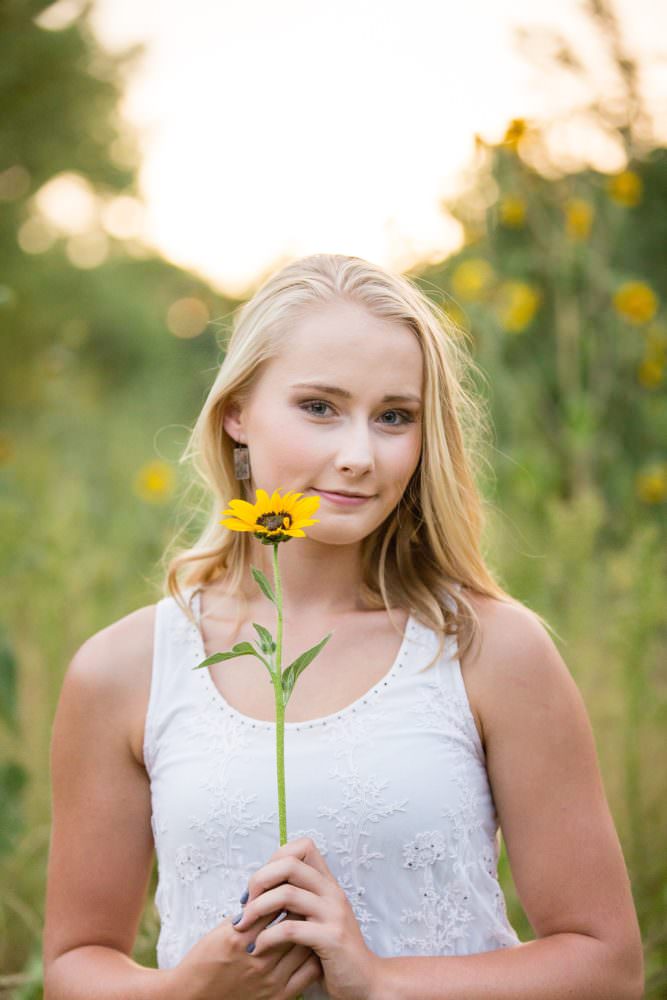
left=67, top=602, right=157, bottom=767
left=457, top=587, right=562, bottom=752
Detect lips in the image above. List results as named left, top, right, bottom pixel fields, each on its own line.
left=315, top=489, right=372, bottom=498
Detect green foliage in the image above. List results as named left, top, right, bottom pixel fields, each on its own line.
left=420, top=142, right=667, bottom=536
left=281, top=632, right=333, bottom=706
left=0, top=0, right=665, bottom=997
left=251, top=566, right=277, bottom=605
left=252, top=621, right=277, bottom=655
left=0, top=630, right=19, bottom=734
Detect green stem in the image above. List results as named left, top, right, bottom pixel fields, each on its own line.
left=271, top=540, right=305, bottom=1000
left=271, top=542, right=288, bottom=846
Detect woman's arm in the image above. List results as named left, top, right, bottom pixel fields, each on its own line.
left=370, top=600, right=644, bottom=1000
left=43, top=607, right=179, bottom=1000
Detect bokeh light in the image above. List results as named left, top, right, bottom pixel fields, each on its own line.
left=101, top=195, right=146, bottom=240
left=33, top=172, right=99, bottom=234
left=65, top=230, right=110, bottom=269
left=166, top=297, right=210, bottom=338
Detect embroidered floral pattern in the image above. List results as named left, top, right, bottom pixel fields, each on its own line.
left=318, top=712, right=410, bottom=934
left=145, top=594, right=521, bottom=972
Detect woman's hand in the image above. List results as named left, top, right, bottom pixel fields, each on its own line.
left=232, top=836, right=383, bottom=1000
left=166, top=902, right=323, bottom=1000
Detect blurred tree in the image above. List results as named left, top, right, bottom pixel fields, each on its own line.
left=1, top=0, right=140, bottom=188
left=0, top=0, right=230, bottom=414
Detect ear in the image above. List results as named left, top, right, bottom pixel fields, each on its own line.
left=223, top=400, right=244, bottom=443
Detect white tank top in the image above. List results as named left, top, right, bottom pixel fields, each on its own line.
left=143, top=585, right=520, bottom=996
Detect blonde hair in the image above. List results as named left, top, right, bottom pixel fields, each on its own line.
left=160, top=252, right=553, bottom=670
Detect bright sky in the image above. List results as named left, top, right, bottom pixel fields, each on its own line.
left=38, top=0, right=667, bottom=297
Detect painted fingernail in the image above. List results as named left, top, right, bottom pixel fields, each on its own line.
left=240, top=887, right=249, bottom=905
left=266, top=909, right=288, bottom=928
left=246, top=941, right=255, bottom=953
left=232, top=912, right=243, bottom=925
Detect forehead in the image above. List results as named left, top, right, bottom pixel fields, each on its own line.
left=265, top=299, right=423, bottom=390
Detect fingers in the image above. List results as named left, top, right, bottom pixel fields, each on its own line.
left=249, top=912, right=327, bottom=958
left=233, top=881, right=323, bottom=934
left=245, top=855, right=325, bottom=909
left=267, top=835, right=332, bottom=879
left=225, top=906, right=287, bottom=957
left=279, top=952, right=323, bottom=1000
left=273, top=940, right=316, bottom=981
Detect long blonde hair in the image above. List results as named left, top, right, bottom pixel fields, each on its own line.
left=160, top=252, right=553, bottom=670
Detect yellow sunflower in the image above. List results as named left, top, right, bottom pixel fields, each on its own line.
left=565, top=198, right=594, bottom=240
left=607, top=170, right=642, bottom=207
left=502, top=118, right=527, bottom=151
left=613, top=281, right=659, bottom=326
left=499, top=195, right=526, bottom=228
left=220, top=487, right=321, bottom=544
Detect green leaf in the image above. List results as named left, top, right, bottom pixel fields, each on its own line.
left=281, top=632, right=333, bottom=705
left=252, top=622, right=276, bottom=654
left=250, top=566, right=276, bottom=604
left=192, top=641, right=259, bottom=669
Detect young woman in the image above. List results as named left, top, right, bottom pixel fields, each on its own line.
left=43, top=254, right=644, bottom=999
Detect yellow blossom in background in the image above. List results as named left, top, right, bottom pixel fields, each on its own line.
left=637, top=358, right=664, bottom=388
left=613, top=281, right=659, bottom=325
left=607, top=170, right=642, bottom=207
left=635, top=464, right=667, bottom=504
left=133, top=459, right=176, bottom=503
left=499, top=195, right=526, bottom=228
left=221, top=487, right=320, bottom=543
left=451, top=258, right=495, bottom=302
left=502, top=118, right=527, bottom=152
left=565, top=199, right=594, bottom=240
left=495, top=281, right=542, bottom=332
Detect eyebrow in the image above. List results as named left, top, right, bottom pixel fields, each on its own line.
left=290, top=382, right=422, bottom=405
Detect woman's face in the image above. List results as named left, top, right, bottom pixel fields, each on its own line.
left=223, top=297, right=423, bottom=545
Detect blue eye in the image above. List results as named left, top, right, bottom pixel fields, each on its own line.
left=299, top=400, right=414, bottom=425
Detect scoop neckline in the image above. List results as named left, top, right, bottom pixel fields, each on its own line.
left=187, top=587, right=416, bottom=731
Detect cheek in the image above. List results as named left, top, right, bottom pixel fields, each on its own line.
left=388, top=438, right=421, bottom=495
left=386, top=432, right=421, bottom=471
left=274, top=419, right=323, bottom=467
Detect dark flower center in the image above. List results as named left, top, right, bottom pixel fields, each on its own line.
left=257, top=511, right=292, bottom=532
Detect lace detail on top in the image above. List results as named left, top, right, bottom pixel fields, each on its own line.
left=143, top=586, right=520, bottom=992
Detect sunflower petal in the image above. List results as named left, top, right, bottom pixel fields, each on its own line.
left=271, top=488, right=285, bottom=510
left=293, top=496, right=321, bottom=517
left=281, top=491, right=303, bottom=509
left=225, top=498, right=259, bottom=518
left=220, top=518, right=259, bottom=532
left=255, top=488, right=272, bottom=512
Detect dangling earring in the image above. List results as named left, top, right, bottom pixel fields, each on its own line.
left=233, top=443, right=250, bottom=481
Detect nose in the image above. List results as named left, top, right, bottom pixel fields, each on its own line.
left=333, top=419, right=375, bottom=476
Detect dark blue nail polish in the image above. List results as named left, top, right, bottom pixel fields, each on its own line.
left=232, top=912, right=243, bottom=925
left=246, top=941, right=255, bottom=953
left=240, top=887, right=249, bottom=904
